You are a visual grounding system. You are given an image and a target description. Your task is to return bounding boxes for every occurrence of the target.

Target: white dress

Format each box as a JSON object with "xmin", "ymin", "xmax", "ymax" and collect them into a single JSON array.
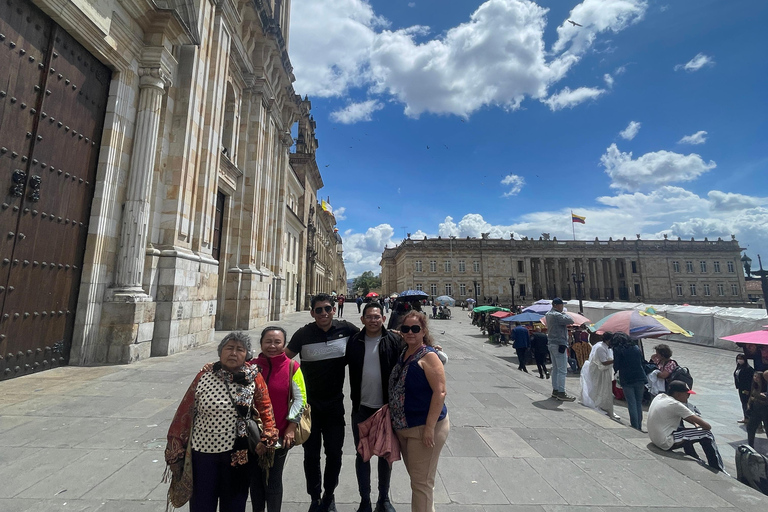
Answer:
[{"xmin": 579, "ymin": 342, "xmax": 615, "ymax": 416}]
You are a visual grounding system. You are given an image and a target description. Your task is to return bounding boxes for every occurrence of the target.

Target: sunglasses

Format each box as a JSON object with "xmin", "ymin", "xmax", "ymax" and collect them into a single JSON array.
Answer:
[
  {"xmin": 314, "ymin": 305, "xmax": 333, "ymax": 314},
  {"xmin": 400, "ymin": 324, "xmax": 422, "ymax": 334}
]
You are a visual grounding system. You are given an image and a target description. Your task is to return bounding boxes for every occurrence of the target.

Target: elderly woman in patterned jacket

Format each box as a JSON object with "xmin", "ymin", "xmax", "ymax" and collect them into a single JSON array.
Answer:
[{"xmin": 165, "ymin": 331, "xmax": 278, "ymax": 512}]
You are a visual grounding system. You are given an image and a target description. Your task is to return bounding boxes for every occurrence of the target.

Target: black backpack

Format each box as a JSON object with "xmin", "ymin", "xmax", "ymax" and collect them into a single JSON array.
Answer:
[{"xmin": 666, "ymin": 360, "xmax": 694, "ymax": 390}]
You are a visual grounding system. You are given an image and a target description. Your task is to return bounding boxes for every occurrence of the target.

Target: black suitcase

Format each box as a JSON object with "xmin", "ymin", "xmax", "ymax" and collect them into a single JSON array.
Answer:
[{"xmin": 735, "ymin": 444, "xmax": 768, "ymax": 495}]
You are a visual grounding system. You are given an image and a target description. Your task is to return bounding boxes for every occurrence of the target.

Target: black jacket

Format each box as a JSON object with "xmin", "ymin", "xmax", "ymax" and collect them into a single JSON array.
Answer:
[
  {"xmin": 346, "ymin": 328, "xmax": 404, "ymax": 413},
  {"xmin": 735, "ymin": 363, "xmax": 755, "ymax": 393}
]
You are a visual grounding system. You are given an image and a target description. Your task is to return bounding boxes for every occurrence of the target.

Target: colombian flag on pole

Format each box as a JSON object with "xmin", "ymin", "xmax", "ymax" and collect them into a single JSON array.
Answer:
[{"xmin": 571, "ymin": 212, "xmax": 586, "ymax": 224}]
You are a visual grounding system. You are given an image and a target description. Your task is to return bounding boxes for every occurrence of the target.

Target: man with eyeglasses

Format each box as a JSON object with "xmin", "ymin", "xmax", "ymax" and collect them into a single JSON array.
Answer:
[
  {"xmin": 346, "ymin": 302, "xmax": 404, "ymax": 512},
  {"xmin": 287, "ymin": 293, "xmax": 360, "ymax": 512}
]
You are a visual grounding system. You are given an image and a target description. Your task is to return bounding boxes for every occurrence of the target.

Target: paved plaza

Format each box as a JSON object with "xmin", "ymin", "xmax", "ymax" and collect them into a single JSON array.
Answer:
[{"xmin": 1, "ymin": 308, "xmax": 767, "ymax": 511}]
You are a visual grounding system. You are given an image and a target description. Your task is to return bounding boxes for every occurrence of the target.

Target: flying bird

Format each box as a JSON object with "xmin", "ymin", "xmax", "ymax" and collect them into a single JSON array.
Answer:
[
  {"xmin": 426, "ymin": 145, "xmax": 430, "ymax": 150},
  {"xmin": 325, "ymin": 164, "xmax": 330, "ymax": 167},
  {"xmin": 567, "ymin": 19, "xmax": 582, "ymax": 27}
]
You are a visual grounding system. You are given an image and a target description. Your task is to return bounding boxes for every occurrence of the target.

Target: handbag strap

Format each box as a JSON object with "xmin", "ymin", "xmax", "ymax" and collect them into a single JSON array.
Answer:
[
  {"xmin": 288, "ymin": 360, "xmax": 296, "ymax": 408},
  {"xmin": 224, "ymin": 380, "xmax": 247, "ymax": 420}
]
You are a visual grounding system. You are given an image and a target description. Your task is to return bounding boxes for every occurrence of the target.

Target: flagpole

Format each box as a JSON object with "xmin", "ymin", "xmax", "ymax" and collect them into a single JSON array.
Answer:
[{"xmin": 571, "ymin": 211, "xmax": 576, "ymax": 240}]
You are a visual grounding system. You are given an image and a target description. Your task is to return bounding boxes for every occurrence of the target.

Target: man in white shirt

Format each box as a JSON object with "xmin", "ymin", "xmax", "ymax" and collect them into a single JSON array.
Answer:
[{"xmin": 647, "ymin": 380, "xmax": 724, "ymax": 471}]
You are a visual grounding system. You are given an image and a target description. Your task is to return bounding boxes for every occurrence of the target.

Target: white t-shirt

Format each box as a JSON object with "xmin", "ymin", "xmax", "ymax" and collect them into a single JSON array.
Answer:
[
  {"xmin": 360, "ymin": 334, "xmax": 384, "ymax": 408},
  {"xmin": 647, "ymin": 393, "xmax": 693, "ymax": 450}
]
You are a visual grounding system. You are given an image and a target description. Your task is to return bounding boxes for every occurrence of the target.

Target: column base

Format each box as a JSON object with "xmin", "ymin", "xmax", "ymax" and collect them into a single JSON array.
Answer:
[{"xmin": 97, "ymin": 298, "xmax": 156, "ymax": 364}]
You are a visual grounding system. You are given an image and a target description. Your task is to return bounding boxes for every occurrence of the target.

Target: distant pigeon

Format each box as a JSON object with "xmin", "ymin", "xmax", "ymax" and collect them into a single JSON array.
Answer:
[{"xmin": 567, "ymin": 19, "xmax": 582, "ymax": 27}]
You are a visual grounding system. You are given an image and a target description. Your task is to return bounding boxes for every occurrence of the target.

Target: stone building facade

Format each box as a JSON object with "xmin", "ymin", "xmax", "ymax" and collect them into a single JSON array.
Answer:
[
  {"xmin": 0, "ymin": 0, "xmax": 343, "ymax": 380},
  {"xmin": 381, "ymin": 235, "xmax": 748, "ymax": 306}
]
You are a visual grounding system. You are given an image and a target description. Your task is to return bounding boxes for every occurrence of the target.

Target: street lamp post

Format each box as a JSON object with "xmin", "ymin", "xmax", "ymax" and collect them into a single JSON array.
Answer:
[
  {"xmin": 473, "ymin": 280, "xmax": 479, "ymax": 304},
  {"xmin": 508, "ymin": 277, "xmax": 516, "ymax": 312},
  {"xmin": 572, "ymin": 271, "xmax": 585, "ymax": 313}
]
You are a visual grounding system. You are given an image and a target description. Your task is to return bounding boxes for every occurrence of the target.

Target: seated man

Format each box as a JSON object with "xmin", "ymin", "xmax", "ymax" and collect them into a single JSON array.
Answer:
[{"xmin": 647, "ymin": 380, "xmax": 724, "ymax": 471}]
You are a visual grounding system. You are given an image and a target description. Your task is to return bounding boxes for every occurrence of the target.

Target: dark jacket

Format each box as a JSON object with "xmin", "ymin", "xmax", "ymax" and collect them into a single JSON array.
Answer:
[
  {"xmin": 734, "ymin": 363, "xmax": 755, "ymax": 394},
  {"xmin": 530, "ymin": 332, "xmax": 549, "ymax": 355},
  {"xmin": 347, "ymin": 328, "xmax": 405, "ymax": 413},
  {"xmin": 613, "ymin": 343, "xmax": 647, "ymax": 386}
]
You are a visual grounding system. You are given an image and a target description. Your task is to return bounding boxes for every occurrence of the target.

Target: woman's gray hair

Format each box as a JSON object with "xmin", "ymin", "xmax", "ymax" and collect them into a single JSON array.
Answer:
[{"xmin": 217, "ymin": 331, "xmax": 253, "ymax": 360}]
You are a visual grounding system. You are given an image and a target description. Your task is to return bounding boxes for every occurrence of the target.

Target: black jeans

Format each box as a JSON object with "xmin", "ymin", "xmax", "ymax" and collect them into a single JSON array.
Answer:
[
  {"xmin": 251, "ymin": 446, "xmax": 289, "ymax": 512},
  {"xmin": 533, "ymin": 350, "xmax": 548, "ymax": 376},
  {"xmin": 352, "ymin": 405, "xmax": 392, "ymax": 502},
  {"xmin": 303, "ymin": 399, "xmax": 345, "ymax": 501},
  {"xmin": 190, "ymin": 450, "xmax": 250, "ymax": 512},
  {"xmin": 515, "ymin": 348, "xmax": 528, "ymax": 371},
  {"xmin": 747, "ymin": 401, "xmax": 768, "ymax": 448}
]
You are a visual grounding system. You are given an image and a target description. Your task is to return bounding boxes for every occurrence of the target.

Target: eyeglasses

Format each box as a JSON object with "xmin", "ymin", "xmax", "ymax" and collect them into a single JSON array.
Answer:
[
  {"xmin": 314, "ymin": 305, "xmax": 333, "ymax": 314},
  {"xmin": 400, "ymin": 324, "xmax": 422, "ymax": 334}
]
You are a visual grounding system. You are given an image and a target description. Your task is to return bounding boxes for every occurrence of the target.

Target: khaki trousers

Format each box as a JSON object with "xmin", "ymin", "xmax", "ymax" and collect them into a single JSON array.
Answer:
[{"xmin": 396, "ymin": 416, "xmax": 450, "ymax": 512}]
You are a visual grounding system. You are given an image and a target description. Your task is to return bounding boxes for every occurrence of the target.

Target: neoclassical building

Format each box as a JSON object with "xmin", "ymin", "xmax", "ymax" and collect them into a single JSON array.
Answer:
[
  {"xmin": 381, "ymin": 235, "xmax": 748, "ymax": 306},
  {"xmin": 0, "ymin": 0, "xmax": 343, "ymax": 380}
]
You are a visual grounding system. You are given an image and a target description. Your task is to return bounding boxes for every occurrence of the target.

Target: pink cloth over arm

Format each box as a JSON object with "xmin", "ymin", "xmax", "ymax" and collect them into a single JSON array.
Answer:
[{"xmin": 356, "ymin": 404, "xmax": 401, "ymax": 466}]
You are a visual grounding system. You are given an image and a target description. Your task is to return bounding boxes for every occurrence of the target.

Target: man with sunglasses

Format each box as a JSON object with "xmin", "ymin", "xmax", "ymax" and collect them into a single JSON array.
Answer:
[
  {"xmin": 287, "ymin": 293, "xmax": 360, "ymax": 512},
  {"xmin": 346, "ymin": 302, "xmax": 404, "ymax": 512}
]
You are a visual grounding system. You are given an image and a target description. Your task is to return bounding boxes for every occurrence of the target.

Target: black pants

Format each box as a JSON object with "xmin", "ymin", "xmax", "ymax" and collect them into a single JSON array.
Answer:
[
  {"xmin": 303, "ymin": 400, "xmax": 345, "ymax": 501},
  {"xmin": 338, "ymin": 304, "xmax": 344, "ymax": 318},
  {"xmin": 671, "ymin": 426, "xmax": 724, "ymax": 471},
  {"xmin": 516, "ymin": 348, "xmax": 528, "ymax": 371},
  {"xmin": 251, "ymin": 446, "xmax": 289, "ymax": 512},
  {"xmin": 739, "ymin": 391, "xmax": 750, "ymax": 418},
  {"xmin": 533, "ymin": 350, "xmax": 548, "ymax": 377},
  {"xmin": 747, "ymin": 401, "xmax": 768, "ymax": 448},
  {"xmin": 352, "ymin": 405, "xmax": 392, "ymax": 503},
  {"xmin": 190, "ymin": 450, "xmax": 250, "ymax": 512}
]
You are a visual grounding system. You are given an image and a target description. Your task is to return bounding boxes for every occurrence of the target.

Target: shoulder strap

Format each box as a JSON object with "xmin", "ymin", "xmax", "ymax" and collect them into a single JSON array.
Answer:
[
  {"xmin": 288, "ymin": 361, "xmax": 296, "ymax": 406},
  {"xmin": 223, "ymin": 380, "xmax": 245, "ymax": 419}
]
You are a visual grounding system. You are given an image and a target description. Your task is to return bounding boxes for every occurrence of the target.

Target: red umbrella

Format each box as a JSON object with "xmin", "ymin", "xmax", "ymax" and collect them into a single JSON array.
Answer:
[
  {"xmin": 490, "ymin": 311, "xmax": 513, "ymax": 319},
  {"xmin": 365, "ymin": 292, "xmax": 379, "ymax": 298}
]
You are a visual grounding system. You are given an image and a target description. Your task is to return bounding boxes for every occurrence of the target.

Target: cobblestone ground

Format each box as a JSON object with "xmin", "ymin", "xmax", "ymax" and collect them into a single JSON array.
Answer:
[{"xmin": 0, "ymin": 308, "xmax": 766, "ymax": 511}]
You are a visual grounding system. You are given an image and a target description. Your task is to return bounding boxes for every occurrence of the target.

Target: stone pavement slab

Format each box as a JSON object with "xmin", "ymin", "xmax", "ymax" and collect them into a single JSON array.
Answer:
[{"xmin": 0, "ymin": 309, "xmax": 767, "ymax": 510}]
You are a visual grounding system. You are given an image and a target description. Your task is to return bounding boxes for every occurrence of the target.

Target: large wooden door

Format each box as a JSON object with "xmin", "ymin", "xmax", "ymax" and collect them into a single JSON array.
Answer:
[{"xmin": 0, "ymin": 0, "xmax": 110, "ymax": 380}]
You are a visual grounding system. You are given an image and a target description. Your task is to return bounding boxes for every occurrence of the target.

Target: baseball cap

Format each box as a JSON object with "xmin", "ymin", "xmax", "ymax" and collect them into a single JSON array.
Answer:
[
  {"xmin": 552, "ymin": 298, "xmax": 564, "ymax": 305},
  {"xmin": 667, "ymin": 380, "xmax": 696, "ymax": 395}
]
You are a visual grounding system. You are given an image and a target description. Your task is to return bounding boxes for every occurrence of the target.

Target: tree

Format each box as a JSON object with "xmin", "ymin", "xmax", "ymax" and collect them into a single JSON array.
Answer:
[{"xmin": 353, "ymin": 271, "xmax": 381, "ymax": 295}]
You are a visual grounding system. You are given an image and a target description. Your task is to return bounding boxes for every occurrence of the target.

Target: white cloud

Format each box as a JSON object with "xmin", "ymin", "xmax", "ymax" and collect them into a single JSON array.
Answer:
[
  {"xmin": 408, "ymin": 2, "xmax": 416, "ymax": 6},
  {"xmin": 333, "ymin": 206, "xmax": 347, "ymax": 221},
  {"xmin": 619, "ymin": 120, "xmax": 641, "ymax": 140},
  {"xmin": 552, "ymin": 0, "xmax": 648, "ymax": 56},
  {"xmin": 678, "ymin": 130, "xmax": 707, "ymax": 145},
  {"xmin": 708, "ymin": 191, "xmax": 768, "ymax": 211},
  {"xmin": 501, "ymin": 174, "xmax": 525, "ymax": 196},
  {"xmin": 675, "ymin": 53, "xmax": 715, "ymax": 72},
  {"xmin": 543, "ymin": 86, "xmax": 605, "ymax": 111},
  {"xmin": 603, "ymin": 73, "xmax": 614, "ymax": 87},
  {"xmin": 342, "ymin": 224, "xmax": 397, "ymax": 277},
  {"xmin": 330, "ymin": 100, "xmax": 384, "ymax": 123},
  {"xmin": 290, "ymin": 0, "xmax": 648, "ymax": 117},
  {"xmin": 600, "ymin": 143, "xmax": 716, "ymax": 190}
]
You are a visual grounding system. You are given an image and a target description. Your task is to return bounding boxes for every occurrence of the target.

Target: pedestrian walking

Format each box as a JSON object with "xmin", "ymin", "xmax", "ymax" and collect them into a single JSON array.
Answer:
[
  {"xmin": 357, "ymin": 296, "xmax": 364, "ymax": 313},
  {"xmin": 337, "ymin": 294, "xmax": 346, "ymax": 318},
  {"xmin": 530, "ymin": 326, "xmax": 550, "ymax": 379},
  {"xmin": 511, "ymin": 322, "xmax": 530, "ymax": 372},
  {"xmin": 545, "ymin": 298, "xmax": 576, "ymax": 401},
  {"xmin": 286, "ymin": 294, "xmax": 360, "ymax": 512}
]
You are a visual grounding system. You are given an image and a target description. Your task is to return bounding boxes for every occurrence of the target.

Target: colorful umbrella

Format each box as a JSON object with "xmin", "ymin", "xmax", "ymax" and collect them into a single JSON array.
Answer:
[
  {"xmin": 540, "ymin": 311, "xmax": 591, "ymax": 327},
  {"xmin": 399, "ymin": 289, "xmax": 428, "ymax": 298},
  {"xmin": 590, "ymin": 310, "xmax": 693, "ymax": 338},
  {"xmin": 472, "ymin": 305, "xmax": 511, "ymax": 313},
  {"xmin": 466, "ymin": 298, "xmax": 476, "ymax": 303},
  {"xmin": 500, "ymin": 311, "xmax": 543, "ymax": 323},
  {"xmin": 434, "ymin": 295, "xmax": 456, "ymax": 306},
  {"xmin": 522, "ymin": 300, "xmax": 553, "ymax": 314},
  {"xmin": 721, "ymin": 327, "xmax": 768, "ymax": 346},
  {"xmin": 490, "ymin": 311, "xmax": 513, "ymax": 319}
]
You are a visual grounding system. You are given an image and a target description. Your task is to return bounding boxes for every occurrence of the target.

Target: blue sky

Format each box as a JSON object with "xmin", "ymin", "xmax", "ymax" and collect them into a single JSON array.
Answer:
[{"xmin": 288, "ymin": 0, "xmax": 768, "ymax": 278}]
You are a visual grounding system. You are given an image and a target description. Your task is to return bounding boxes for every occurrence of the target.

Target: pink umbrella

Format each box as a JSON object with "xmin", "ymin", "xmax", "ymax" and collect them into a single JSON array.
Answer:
[
  {"xmin": 721, "ymin": 327, "xmax": 768, "ymax": 346},
  {"xmin": 540, "ymin": 311, "xmax": 591, "ymax": 327}
]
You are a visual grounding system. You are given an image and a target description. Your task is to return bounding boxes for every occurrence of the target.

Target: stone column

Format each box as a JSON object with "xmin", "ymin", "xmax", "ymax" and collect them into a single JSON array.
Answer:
[
  {"xmin": 609, "ymin": 257, "xmax": 619, "ymax": 300},
  {"xmin": 536, "ymin": 257, "xmax": 545, "ymax": 298},
  {"xmin": 553, "ymin": 258, "xmax": 561, "ymax": 297},
  {"xmin": 596, "ymin": 259, "xmax": 606, "ymax": 300},
  {"xmin": 113, "ymin": 67, "xmax": 171, "ymax": 294}
]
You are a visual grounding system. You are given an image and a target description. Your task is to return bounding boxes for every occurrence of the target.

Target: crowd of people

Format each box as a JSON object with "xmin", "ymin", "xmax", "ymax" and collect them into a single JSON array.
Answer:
[
  {"xmin": 165, "ymin": 292, "xmax": 768, "ymax": 511},
  {"xmin": 165, "ymin": 294, "xmax": 448, "ymax": 512}
]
